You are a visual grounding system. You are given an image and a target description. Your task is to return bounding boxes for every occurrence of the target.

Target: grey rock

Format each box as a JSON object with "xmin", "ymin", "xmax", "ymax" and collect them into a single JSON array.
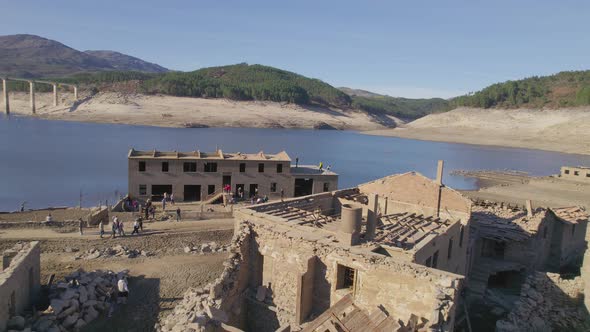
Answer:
[{"xmin": 7, "ymin": 315, "xmax": 25, "ymax": 330}]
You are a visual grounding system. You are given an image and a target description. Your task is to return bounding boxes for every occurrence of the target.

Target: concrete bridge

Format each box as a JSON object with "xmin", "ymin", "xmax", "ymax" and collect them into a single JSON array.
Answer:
[{"xmin": 1, "ymin": 78, "xmax": 78, "ymax": 114}]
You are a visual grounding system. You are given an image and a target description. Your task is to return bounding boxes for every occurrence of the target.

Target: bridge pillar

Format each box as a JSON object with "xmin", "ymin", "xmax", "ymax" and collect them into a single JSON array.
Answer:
[
  {"xmin": 74, "ymin": 86, "xmax": 78, "ymax": 100},
  {"xmin": 52, "ymin": 83, "xmax": 58, "ymax": 107},
  {"xmin": 2, "ymin": 79, "xmax": 8, "ymax": 115},
  {"xmin": 29, "ymin": 81, "xmax": 36, "ymax": 114}
]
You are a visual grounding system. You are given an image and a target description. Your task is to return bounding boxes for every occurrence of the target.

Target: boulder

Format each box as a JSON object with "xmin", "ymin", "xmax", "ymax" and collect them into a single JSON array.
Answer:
[
  {"xmin": 205, "ymin": 305, "xmax": 228, "ymax": 323},
  {"xmin": 61, "ymin": 313, "xmax": 78, "ymax": 328},
  {"xmin": 184, "ymin": 246, "xmax": 192, "ymax": 253},
  {"xmin": 79, "ymin": 286, "xmax": 88, "ymax": 303},
  {"xmin": 256, "ymin": 286, "xmax": 267, "ymax": 302},
  {"xmin": 201, "ymin": 244, "xmax": 212, "ymax": 253},
  {"xmin": 49, "ymin": 299, "xmax": 67, "ymax": 315},
  {"xmin": 84, "ymin": 305, "xmax": 100, "ymax": 322},
  {"xmin": 74, "ymin": 318, "xmax": 87, "ymax": 329},
  {"xmin": 60, "ymin": 289, "xmax": 77, "ymax": 301},
  {"xmin": 7, "ymin": 316, "xmax": 25, "ymax": 330}
]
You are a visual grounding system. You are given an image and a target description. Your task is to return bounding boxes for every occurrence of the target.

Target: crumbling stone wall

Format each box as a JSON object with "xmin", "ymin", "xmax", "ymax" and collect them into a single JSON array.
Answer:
[
  {"xmin": 240, "ymin": 212, "xmax": 463, "ymax": 331},
  {"xmin": 0, "ymin": 241, "xmax": 40, "ymax": 332},
  {"xmin": 157, "ymin": 224, "xmax": 252, "ymax": 332},
  {"xmin": 496, "ymin": 272, "xmax": 589, "ymax": 331}
]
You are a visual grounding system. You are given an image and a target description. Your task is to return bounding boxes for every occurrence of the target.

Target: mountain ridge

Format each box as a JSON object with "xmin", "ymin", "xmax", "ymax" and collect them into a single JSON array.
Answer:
[{"xmin": 0, "ymin": 34, "xmax": 168, "ymax": 77}]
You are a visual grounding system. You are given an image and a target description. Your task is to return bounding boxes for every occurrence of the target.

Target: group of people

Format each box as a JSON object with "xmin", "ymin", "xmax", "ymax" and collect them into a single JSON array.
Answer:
[
  {"xmin": 161, "ymin": 192, "xmax": 175, "ymax": 210},
  {"xmin": 98, "ymin": 216, "xmax": 144, "ymax": 238}
]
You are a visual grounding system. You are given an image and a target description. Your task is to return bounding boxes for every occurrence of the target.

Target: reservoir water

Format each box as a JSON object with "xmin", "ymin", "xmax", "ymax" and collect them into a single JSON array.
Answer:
[{"xmin": 1, "ymin": 115, "xmax": 589, "ymax": 211}]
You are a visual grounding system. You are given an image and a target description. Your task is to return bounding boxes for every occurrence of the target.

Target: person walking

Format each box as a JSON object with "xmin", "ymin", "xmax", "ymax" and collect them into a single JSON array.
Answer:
[
  {"xmin": 118, "ymin": 219, "xmax": 125, "ymax": 237},
  {"xmin": 131, "ymin": 218, "xmax": 140, "ymax": 235},
  {"xmin": 111, "ymin": 217, "xmax": 118, "ymax": 238},
  {"xmin": 99, "ymin": 220, "xmax": 105, "ymax": 238},
  {"xmin": 150, "ymin": 206, "xmax": 156, "ymax": 220},
  {"xmin": 280, "ymin": 188, "xmax": 284, "ymax": 202},
  {"xmin": 162, "ymin": 197, "xmax": 166, "ymax": 211},
  {"xmin": 170, "ymin": 193, "xmax": 175, "ymax": 206},
  {"xmin": 176, "ymin": 207, "xmax": 181, "ymax": 222},
  {"xmin": 138, "ymin": 217, "xmax": 143, "ymax": 232},
  {"xmin": 78, "ymin": 218, "xmax": 84, "ymax": 236}
]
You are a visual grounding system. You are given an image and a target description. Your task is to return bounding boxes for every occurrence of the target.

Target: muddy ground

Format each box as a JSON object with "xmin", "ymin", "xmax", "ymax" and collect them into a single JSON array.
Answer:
[{"xmin": 1, "ymin": 219, "xmax": 235, "ymax": 332}]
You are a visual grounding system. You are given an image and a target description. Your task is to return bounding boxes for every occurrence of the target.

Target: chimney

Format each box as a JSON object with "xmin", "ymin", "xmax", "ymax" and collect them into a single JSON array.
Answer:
[
  {"xmin": 436, "ymin": 160, "xmax": 444, "ymax": 217},
  {"xmin": 526, "ymin": 200, "xmax": 533, "ymax": 218},
  {"xmin": 365, "ymin": 194, "xmax": 378, "ymax": 240},
  {"xmin": 436, "ymin": 160, "xmax": 444, "ymax": 186},
  {"xmin": 339, "ymin": 203, "xmax": 362, "ymax": 245}
]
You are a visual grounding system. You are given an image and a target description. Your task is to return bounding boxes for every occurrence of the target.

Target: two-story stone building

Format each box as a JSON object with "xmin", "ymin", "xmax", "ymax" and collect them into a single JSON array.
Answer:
[{"xmin": 127, "ymin": 149, "xmax": 338, "ymax": 202}]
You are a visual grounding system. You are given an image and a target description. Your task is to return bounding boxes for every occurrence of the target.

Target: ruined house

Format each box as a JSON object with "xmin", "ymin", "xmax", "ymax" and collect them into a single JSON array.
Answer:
[
  {"xmin": 159, "ymin": 163, "xmax": 472, "ymax": 332},
  {"xmin": 0, "ymin": 242, "xmax": 41, "ymax": 332},
  {"xmin": 467, "ymin": 201, "xmax": 588, "ymax": 298},
  {"xmin": 128, "ymin": 149, "xmax": 338, "ymax": 202},
  {"xmin": 560, "ymin": 165, "xmax": 590, "ymax": 182}
]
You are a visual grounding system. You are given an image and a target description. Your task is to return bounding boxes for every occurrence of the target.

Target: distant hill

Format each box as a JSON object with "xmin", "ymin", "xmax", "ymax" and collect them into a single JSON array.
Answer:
[
  {"xmin": 338, "ymin": 87, "xmax": 384, "ymax": 98},
  {"xmin": 339, "ymin": 87, "xmax": 451, "ymax": 119},
  {"xmin": 452, "ymin": 70, "xmax": 590, "ymax": 109},
  {"xmin": 142, "ymin": 63, "xmax": 352, "ymax": 106},
  {"xmin": 84, "ymin": 50, "xmax": 168, "ymax": 73},
  {"xmin": 0, "ymin": 34, "xmax": 168, "ymax": 78}
]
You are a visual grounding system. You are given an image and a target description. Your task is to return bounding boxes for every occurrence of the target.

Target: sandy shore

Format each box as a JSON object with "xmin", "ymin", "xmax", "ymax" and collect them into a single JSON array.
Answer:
[
  {"xmin": 5, "ymin": 91, "xmax": 401, "ymax": 130},
  {"xmin": 365, "ymin": 107, "xmax": 590, "ymax": 155}
]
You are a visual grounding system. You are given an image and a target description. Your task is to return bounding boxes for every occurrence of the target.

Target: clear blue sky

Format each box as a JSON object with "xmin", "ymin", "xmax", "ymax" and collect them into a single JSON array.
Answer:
[{"xmin": 1, "ymin": 0, "xmax": 589, "ymax": 98}]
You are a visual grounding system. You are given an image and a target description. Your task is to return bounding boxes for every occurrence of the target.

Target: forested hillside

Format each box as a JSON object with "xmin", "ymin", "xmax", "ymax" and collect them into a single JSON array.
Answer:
[
  {"xmin": 141, "ymin": 63, "xmax": 352, "ymax": 106},
  {"xmin": 452, "ymin": 70, "xmax": 590, "ymax": 108}
]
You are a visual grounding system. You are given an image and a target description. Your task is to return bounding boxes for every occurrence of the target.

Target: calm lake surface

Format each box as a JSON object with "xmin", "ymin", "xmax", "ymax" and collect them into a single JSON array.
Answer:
[{"xmin": 1, "ymin": 115, "xmax": 589, "ymax": 211}]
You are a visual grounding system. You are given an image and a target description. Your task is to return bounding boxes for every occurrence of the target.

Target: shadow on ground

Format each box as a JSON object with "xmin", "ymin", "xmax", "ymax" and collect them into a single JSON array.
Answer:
[{"xmin": 83, "ymin": 275, "xmax": 161, "ymax": 332}]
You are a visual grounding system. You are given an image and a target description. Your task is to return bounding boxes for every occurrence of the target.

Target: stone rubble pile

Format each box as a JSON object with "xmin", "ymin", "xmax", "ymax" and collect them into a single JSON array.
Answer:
[
  {"xmin": 6, "ymin": 269, "xmax": 129, "ymax": 332},
  {"xmin": 73, "ymin": 245, "xmax": 153, "ymax": 260},
  {"xmin": 157, "ymin": 226, "xmax": 251, "ymax": 332},
  {"xmin": 496, "ymin": 272, "xmax": 588, "ymax": 331},
  {"xmin": 183, "ymin": 241, "xmax": 229, "ymax": 255}
]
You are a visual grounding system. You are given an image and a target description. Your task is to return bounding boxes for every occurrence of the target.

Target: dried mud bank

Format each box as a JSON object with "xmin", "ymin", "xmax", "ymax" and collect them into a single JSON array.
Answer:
[
  {"xmin": 365, "ymin": 107, "xmax": 590, "ymax": 155},
  {"xmin": 4, "ymin": 92, "xmax": 401, "ymax": 131}
]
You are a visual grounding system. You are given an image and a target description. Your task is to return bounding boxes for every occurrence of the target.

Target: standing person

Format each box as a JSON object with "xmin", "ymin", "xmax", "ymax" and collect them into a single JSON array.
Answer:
[
  {"xmin": 163, "ymin": 192, "xmax": 168, "ymax": 202},
  {"xmin": 131, "ymin": 218, "xmax": 140, "ymax": 235},
  {"xmin": 20, "ymin": 201, "xmax": 26, "ymax": 212},
  {"xmin": 150, "ymin": 206, "xmax": 156, "ymax": 220},
  {"xmin": 280, "ymin": 188, "xmax": 284, "ymax": 202},
  {"xmin": 238, "ymin": 187, "xmax": 243, "ymax": 200},
  {"xmin": 118, "ymin": 219, "xmax": 125, "ymax": 237},
  {"xmin": 111, "ymin": 216, "xmax": 118, "ymax": 238},
  {"xmin": 117, "ymin": 277, "xmax": 129, "ymax": 304},
  {"xmin": 318, "ymin": 161, "xmax": 323, "ymax": 171},
  {"xmin": 295, "ymin": 157, "xmax": 299, "ymax": 168},
  {"xmin": 99, "ymin": 220, "xmax": 105, "ymax": 238},
  {"xmin": 176, "ymin": 207, "xmax": 181, "ymax": 222},
  {"xmin": 170, "ymin": 193, "xmax": 175, "ymax": 206},
  {"xmin": 162, "ymin": 197, "xmax": 166, "ymax": 211},
  {"xmin": 138, "ymin": 217, "xmax": 143, "ymax": 232},
  {"xmin": 78, "ymin": 218, "xmax": 84, "ymax": 235}
]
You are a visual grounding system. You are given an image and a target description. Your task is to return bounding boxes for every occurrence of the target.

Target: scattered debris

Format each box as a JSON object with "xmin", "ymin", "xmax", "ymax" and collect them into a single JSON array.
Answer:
[{"xmin": 73, "ymin": 245, "xmax": 153, "ymax": 260}]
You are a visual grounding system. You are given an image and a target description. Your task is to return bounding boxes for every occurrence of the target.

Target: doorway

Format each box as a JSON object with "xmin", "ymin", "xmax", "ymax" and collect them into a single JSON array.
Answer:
[
  {"xmin": 294, "ymin": 178, "xmax": 314, "ymax": 197},
  {"xmin": 151, "ymin": 185, "xmax": 172, "ymax": 201},
  {"xmin": 184, "ymin": 185, "xmax": 201, "ymax": 201},
  {"xmin": 223, "ymin": 175, "xmax": 232, "ymax": 192},
  {"xmin": 249, "ymin": 184, "xmax": 259, "ymax": 197},
  {"xmin": 236, "ymin": 184, "xmax": 245, "ymax": 199}
]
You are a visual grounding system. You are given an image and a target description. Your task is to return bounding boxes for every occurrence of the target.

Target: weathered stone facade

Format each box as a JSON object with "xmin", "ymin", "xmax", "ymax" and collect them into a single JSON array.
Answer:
[
  {"xmin": 0, "ymin": 242, "xmax": 41, "ymax": 332},
  {"xmin": 128, "ymin": 149, "xmax": 338, "ymax": 202}
]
